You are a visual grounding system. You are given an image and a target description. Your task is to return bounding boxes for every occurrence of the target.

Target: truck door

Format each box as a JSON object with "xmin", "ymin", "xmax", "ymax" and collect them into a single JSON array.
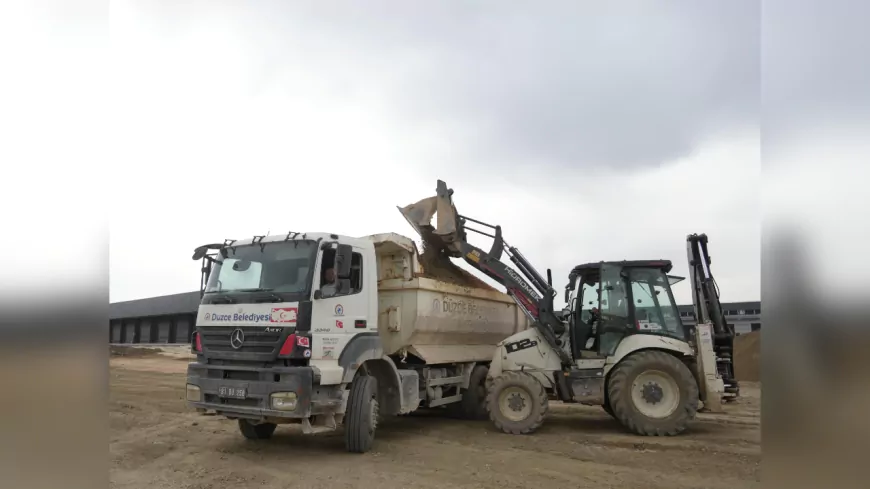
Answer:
[{"xmin": 310, "ymin": 243, "xmax": 369, "ymax": 361}]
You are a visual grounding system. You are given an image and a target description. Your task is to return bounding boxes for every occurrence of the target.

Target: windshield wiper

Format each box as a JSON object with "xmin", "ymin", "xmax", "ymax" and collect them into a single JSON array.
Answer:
[
  {"xmin": 234, "ymin": 288, "xmax": 286, "ymax": 303},
  {"xmin": 208, "ymin": 295, "xmax": 237, "ymax": 304}
]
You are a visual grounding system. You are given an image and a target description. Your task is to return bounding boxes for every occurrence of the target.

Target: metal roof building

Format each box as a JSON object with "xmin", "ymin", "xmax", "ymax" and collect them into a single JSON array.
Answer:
[
  {"xmin": 109, "ymin": 291, "xmax": 761, "ymax": 345},
  {"xmin": 110, "ymin": 291, "xmax": 201, "ymax": 344}
]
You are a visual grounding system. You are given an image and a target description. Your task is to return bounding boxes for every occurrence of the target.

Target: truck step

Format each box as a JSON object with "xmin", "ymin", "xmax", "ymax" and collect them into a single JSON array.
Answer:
[
  {"xmin": 301, "ymin": 415, "xmax": 339, "ymax": 434},
  {"xmin": 428, "ymin": 394, "xmax": 462, "ymax": 408},
  {"xmin": 426, "ymin": 375, "xmax": 464, "ymax": 387}
]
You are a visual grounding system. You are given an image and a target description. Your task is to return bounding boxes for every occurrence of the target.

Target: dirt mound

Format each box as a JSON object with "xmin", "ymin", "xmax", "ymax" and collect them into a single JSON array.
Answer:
[
  {"xmin": 417, "ymin": 242, "xmax": 497, "ymax": 291},
  {"xmin": 110, "ymin": 345, "xmax": 165, "ymax": 358},
  {"xmin": 733, "ymin": 330, "xmax": 760, "ymax": 382}
]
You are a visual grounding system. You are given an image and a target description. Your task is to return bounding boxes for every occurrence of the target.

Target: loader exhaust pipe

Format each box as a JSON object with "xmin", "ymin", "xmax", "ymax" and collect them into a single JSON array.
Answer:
[{"xmin": 398, "ymin": 180, "xmax": 463, "ymax": 255}]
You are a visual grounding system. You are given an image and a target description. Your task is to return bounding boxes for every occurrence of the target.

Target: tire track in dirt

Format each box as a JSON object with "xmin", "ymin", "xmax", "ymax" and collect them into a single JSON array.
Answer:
[{"xmin": 110, "ymin": 358, "xmax": 761, "ymax": 489}]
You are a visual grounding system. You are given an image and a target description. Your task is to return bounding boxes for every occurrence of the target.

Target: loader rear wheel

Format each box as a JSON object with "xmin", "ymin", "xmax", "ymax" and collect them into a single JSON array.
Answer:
[
  {"xmin": 345, "ymin": 376, "xmax": 379, "ymax": 453},
  {"xmin": 607, "ymin": 350, "xmax": 699, "ymax": 436},
  {"xmin": 602, "ymin": 399, "xmax": 615, "ymax": 419},
  {"xmin": 486, "ymin": 371, "xmax": 548, "ymax": 435},
  {"xmin": 238, "ymin": 419, "xmax": 276, "ymax": 440}
]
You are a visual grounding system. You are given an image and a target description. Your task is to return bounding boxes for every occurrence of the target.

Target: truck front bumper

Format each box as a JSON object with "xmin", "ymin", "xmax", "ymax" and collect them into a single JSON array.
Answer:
[{"xmin": 186, "ymin": 362, "xmax": 339, "ymax": 420}]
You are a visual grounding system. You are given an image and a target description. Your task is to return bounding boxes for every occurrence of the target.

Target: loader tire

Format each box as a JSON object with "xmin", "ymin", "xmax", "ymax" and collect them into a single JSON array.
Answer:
[
  {"xmin": 447, "ymin": 365, "xmax": 490, "ymax": 420},
  {"xmin": 486, "ymin": 371, "xmax": 548, "ymax": 435},
  {"xmin": 238, "ymin": 419, "xmax": 276, "ymax": 440},
  {"xmin": 607, "ymin": 350, "xmax": 699, "ymax": 436},
  {"xmin": 344, "ymin": 375, "xmax": 379, "ymax": 453},
  {"xmin": 602, "ymin": 398, "xmax": 615, "ymax": 419}
]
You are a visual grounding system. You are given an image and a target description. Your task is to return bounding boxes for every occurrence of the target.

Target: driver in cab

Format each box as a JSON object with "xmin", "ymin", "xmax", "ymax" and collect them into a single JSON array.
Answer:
[{"xmin": 320, "ymin": 268, "xmax": 338, "ymax": 298}]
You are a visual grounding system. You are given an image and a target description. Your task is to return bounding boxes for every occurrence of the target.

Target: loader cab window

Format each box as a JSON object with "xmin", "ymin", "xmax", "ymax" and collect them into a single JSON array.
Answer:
[
  {"xmin": 597, "ymin": 264, "xmax": 631, "ymax": 356},
  {"xmin": 628, "ymin": 268, "xmax": 684, "ymax": 341}
]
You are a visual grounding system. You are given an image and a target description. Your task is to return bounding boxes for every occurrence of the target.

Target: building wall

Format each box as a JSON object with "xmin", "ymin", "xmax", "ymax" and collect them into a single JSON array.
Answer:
[
  {"xmin": 109, "ymin": 291, "xmax": 761, "ymax": 344},
  {"xmin": 679, "ymin": 302, "xmax": 761, "ymax": 336}
]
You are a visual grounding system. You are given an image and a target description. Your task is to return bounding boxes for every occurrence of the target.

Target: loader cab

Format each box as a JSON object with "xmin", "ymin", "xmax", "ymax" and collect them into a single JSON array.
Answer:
[{"xmin": 565, "ymin": 260, "xmax": 687, "ymax": 360}]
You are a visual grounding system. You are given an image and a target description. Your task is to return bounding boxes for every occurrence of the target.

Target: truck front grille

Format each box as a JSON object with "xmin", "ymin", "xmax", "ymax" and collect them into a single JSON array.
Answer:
[{"xmin": 199, "ymin": 326, "xmax": 285, "ymax": 359}]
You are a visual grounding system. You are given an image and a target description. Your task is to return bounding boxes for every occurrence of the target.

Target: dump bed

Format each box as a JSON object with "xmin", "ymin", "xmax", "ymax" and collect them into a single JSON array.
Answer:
[{"xmin": 367, "ymin": 233, "xmax": 530, "ymax": 365}]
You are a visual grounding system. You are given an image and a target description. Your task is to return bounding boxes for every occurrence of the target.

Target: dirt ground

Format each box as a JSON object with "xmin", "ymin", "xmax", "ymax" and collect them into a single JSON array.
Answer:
[{"xmin": 110, "ymin": 352, "xmax": 761, "ymax": 489}]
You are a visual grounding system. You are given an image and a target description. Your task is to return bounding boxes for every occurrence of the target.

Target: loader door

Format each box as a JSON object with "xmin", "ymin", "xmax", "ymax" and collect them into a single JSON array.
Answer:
[
  {"xmin": 571, "ymin": 279, "xmax": 600, "ymax": 358},
  {"xmin": 597, "ymin": 264, "xmax": 631, "ymax": 356}
]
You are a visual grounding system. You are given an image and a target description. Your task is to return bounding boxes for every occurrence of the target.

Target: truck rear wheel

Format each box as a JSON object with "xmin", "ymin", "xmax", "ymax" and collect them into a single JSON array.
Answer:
[
  {"xmin": 238, "ymin": 419, "xmax": 277, "ymax": 440},
  {"xmin": 344, "ymin": 375, "xmax": 379, "ymax": 453},
  {"xmin": 447, "ymin": 365, "xmax": 489, "ymax": 420},
  {"xmin": 607, "ymin": 350, "xmax": 699, "ymax": 436},
  {"xmin": 485, "ymin": 371, "xmax": 548, "ymax": 435}
]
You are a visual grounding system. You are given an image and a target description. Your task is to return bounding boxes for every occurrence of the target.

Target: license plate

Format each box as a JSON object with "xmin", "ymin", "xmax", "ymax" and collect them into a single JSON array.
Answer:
[{"xmin": 218, "ymin": 386, "xmax": 247, "ymax": 399}]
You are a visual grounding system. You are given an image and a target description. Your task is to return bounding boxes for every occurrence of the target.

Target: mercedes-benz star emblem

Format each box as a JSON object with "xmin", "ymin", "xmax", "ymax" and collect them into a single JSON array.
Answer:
[{"xmin": 229, "ymin": 328, "xmax": 245, "ymax": 349}]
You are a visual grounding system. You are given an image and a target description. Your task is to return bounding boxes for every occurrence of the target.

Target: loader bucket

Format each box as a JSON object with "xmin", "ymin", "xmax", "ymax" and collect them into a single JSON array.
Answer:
[{"xmin": 398, "ymin": 180, "xmax": 462, "ymax": 255}]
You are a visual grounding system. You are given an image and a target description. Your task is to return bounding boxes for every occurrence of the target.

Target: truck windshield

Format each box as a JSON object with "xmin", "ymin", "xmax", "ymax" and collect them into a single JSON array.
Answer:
[{"xmin": 204, "ymin": 240, "xmax": 316, "ymax": 299}]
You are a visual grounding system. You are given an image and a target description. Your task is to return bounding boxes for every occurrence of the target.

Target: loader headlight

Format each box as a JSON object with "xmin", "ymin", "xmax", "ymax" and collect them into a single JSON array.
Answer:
[
  {"xmin": 271, "ymin": 392, "xmax": 298, "ymax": 411},
  {"xmin": 186, "ymin": 384, "xmax": 202, "ymax": 402}
]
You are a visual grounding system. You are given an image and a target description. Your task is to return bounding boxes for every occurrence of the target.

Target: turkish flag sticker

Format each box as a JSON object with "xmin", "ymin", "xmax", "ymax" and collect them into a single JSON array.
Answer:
[
  {"xmin": 335, "ymin": 320, "xmax": 344, "ymax": 329},
  {"xmin": 270, "ymin": 307, "xmax": 298, "ymax": 323}
]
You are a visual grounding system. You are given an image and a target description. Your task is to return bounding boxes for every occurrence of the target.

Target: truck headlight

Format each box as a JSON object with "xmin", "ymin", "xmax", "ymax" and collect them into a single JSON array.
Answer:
[
  {"xmin": 186, "ymin": 384, "xmax": 201, "ymax": 402},
  {"xmin": 271, "ymin": 392, "xmax": 298, "ymax": 411}
]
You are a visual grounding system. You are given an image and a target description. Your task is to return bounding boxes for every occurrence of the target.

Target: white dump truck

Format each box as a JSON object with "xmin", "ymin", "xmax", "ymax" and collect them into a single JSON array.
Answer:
[{"xmin": 186, "ymin": 232, "xmax": 528, "ymax": 452}]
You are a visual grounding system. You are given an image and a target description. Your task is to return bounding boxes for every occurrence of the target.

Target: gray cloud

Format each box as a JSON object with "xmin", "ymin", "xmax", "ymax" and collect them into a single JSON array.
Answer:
[
  {"xmin": 764, "ymin": 0, "xmax": 870, "ymax": 144},
  {"xmin": 244, "ymin": 1, "xmax": 760, "ymax": 172}
]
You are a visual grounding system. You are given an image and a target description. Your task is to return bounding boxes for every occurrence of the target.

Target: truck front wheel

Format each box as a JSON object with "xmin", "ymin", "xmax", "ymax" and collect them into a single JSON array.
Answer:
[
  {"xmin": 344, "ymin": 375, "xmax": 379, "ymax": 453},
  {"xmin": 485, "ymin": 371, "xmax": 548, "ymax": 435},
  {"xmin": 238, "ymin": 419, "xmax": 277, "ymax": 440}
]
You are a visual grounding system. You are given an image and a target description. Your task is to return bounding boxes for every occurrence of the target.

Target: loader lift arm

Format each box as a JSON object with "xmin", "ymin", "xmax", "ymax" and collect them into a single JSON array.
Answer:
[
  {"xmin": 400, "ymin": 180, "xmax": 573, "ymax": 367},
  {"xmin": 686, "ymin": 233, "xmax": 739, "ymax": 399}
]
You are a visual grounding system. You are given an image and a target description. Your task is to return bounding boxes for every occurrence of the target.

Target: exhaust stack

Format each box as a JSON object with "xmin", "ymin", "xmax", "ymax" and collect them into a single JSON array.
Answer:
[{"xmin": 397, "ymin": 180, "xmax": 462, "ymax": 255}]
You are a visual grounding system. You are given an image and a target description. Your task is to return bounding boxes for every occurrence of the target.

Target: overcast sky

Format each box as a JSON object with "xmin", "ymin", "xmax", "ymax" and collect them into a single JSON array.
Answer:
[{"xmin": 105, "ymin": 0, "xmax": 762, "ymax": 306}]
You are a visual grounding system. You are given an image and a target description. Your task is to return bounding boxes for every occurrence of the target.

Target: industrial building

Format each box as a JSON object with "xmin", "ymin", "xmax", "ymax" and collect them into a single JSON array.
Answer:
[
  {"xmin": 110, "ymin": 290, "xmax": 761, "ymax": 345},
  {"xmin": 677, "ymin": 301, "xmax": 761, "ymax": 335}
]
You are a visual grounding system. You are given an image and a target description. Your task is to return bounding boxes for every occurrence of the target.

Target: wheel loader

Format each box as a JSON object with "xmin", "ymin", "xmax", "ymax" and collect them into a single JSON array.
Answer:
[{"xmin": 399, "ymin": 180, "xmax": 738, "ymax": 436}]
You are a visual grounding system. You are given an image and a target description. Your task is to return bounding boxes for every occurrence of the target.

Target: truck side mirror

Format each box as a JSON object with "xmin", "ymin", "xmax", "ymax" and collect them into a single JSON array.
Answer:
[
  {"xmin": 335, "ymin": 244, "xmax": 353, "ymax": 278},
  {"xmin": 313, "ymin": 290, "xmax": 323, "ymax": 300},
  {"xmin": 337, "ymin": 279, "xmax": 351, "ymax": 294},
  {"xmin": 192, "ymin": 246, "xmax": 209, "ymax": 261}
]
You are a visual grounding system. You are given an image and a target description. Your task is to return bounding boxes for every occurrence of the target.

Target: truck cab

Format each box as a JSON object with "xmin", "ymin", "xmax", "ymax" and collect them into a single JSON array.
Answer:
[{"xmin": 186, "ymin": 233, "xmax": 376, "ymax": 443}]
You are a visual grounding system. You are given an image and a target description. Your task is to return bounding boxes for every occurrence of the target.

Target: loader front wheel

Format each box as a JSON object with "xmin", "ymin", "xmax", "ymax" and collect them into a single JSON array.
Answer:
[
  {"xmin": 486, "ymin": 371, "xmax": 548, "ymax": 435},
  {"xmin": 607, "ymin": 350, "xmax": 699, "ymax": 436},
  {"xmin": 344, "ymin": 375, "xmax": 379, "ymax": 453}
]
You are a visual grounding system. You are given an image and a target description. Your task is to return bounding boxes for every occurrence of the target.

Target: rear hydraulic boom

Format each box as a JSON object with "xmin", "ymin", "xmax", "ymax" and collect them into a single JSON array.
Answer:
[{"xmin": 686, "ymin": 233, "xmax": 739, "ymax": 399}]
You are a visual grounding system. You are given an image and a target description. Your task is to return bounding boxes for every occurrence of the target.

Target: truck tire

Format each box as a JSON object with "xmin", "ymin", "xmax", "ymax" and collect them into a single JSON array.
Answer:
[
  {"xmin": 485, "ymin": 371, "xmax": 548, "ymax": 435},
  {"xmin": 238, "ymin": 419, "xmax": 277, "ymax": 440},
  {"xmin": 344, "ymin": 375, "xmax": 379, "ymax": 453},
  {"xmin": 607, "ymin": 350, "xmax": 699, "ymax": 436},
  {"xmin": 447, "ymin": 365, "xmax": 489, "ymax": 420}
]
